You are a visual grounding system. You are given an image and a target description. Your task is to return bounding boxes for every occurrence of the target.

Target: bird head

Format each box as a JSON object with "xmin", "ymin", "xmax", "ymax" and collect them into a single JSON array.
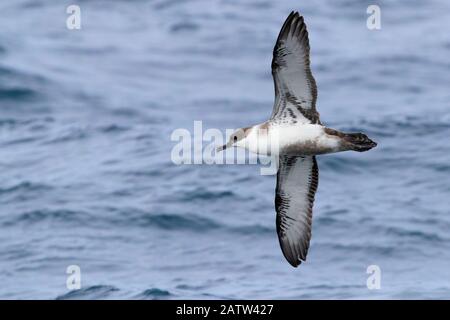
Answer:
[{"xmin": 216, "ymin": 128, "xmax": 249, "ymax": 152}]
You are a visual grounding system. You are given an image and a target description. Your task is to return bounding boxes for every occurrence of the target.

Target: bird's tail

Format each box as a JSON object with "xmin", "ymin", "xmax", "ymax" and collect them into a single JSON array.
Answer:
[{"xmin": 343, "ymin": 132, "xmax": 377, "ymax": 152}]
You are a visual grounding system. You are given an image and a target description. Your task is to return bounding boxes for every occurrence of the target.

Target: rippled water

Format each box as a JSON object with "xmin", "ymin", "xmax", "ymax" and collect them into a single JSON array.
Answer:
[{"xmin": 1, "ymin": 0, "xmax": 450, "ymax": 299}]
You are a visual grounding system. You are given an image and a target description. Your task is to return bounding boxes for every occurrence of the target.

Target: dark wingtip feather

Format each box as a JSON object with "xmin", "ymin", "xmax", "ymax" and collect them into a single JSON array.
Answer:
[
  {"xmin": 279, "ymin": 237, "xmax": 307, "ymax": 268},
  {"xmin": 288, "ymin": 260, "xmax": 301, "ymax": 268},
  {"xmin": 288, "ymin": 256, "xmax": 302, "ymax": 268},
  {"xmin": 284, "ymin": 249, "xmax": 302, "ymax": 268},
  {"xmin": 276, "ymin": 11, "xmax": 308, "ymax": 44}
]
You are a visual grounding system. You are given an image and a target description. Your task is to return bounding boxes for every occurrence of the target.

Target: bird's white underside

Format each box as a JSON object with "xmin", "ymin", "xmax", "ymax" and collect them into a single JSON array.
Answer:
[{"xmin": 234, "ymin": 123, "xmax": 341, "ymax": 156}]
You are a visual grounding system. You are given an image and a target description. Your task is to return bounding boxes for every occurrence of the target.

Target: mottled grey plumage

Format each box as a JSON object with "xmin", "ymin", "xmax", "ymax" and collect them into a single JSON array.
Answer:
[
  {"xmin": 275, "ymin": 156, "xmax": 318, "ymax": 266},
  {"xmin": 271, "ymin": 11, "xmax": 320, "ymax": 125},
  {"xmin": 272, "ymin": 12, "xmax": 320, "ymax": 267}
]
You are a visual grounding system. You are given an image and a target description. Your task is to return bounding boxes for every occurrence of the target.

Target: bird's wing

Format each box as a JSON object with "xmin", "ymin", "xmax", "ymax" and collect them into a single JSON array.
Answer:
[
  {"xmin": 275, "ymin": 155, "xmax": 319, "ymax": 267},
  {"xmin": 271, "ymin": 11, "xmax": 320, "ymax": 124}
]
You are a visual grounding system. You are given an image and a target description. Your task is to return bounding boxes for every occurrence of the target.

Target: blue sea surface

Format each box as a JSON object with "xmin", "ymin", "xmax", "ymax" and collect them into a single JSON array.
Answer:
[{"xmin": 1, "ymin": 0, "xmax": 450, "ymax": 299}]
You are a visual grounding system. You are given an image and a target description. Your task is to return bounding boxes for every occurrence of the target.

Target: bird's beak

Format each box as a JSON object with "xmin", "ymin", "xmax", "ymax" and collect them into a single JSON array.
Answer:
[
  {"xmin": 216, "ymin": 141, "xmax": 232, "ymax": 152},
  {"xmin": 216, "ymin": 144, "xmax": 227, "ymax": 152}
]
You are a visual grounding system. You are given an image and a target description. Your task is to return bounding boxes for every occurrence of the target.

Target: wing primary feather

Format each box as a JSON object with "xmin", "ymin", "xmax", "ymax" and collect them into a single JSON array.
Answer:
[
  {"xmin": 275, "ymin": 156, "xmax": 319, "ymax": 267},
  {"xmin": 270, "ymin": 12, "xmax": 320, "ymax": 124}
]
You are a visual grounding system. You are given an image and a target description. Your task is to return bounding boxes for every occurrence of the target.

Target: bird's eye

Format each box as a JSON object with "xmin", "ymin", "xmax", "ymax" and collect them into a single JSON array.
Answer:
[{"xmin": 233, "ymin": 136, "xmax": 238, "ymax": 142}]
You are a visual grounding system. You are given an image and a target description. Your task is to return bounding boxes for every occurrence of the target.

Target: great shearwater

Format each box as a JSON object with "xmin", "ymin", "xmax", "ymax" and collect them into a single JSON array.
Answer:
[{"xmin": 217, "ymin": 11, "xmax": 377, "ymax": 267}]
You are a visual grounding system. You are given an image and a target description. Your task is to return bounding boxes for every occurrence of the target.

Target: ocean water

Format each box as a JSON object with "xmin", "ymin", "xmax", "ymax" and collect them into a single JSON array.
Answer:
[{"xmin": 1, "ymin": 0, "xmax": 450, "ymax": 299}]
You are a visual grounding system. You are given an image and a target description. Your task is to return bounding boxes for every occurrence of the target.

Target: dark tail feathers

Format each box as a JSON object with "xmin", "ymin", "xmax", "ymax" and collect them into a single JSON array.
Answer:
[{"xmin": 344, "ymin": 133, "xmax": 377, "ymax": 152}]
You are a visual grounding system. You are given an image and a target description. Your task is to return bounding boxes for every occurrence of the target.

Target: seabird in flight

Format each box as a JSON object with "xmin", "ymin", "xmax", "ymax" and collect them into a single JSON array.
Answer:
[{"xmin": 217, "ymin": 11, "xmax": 377, "ymax": 267}]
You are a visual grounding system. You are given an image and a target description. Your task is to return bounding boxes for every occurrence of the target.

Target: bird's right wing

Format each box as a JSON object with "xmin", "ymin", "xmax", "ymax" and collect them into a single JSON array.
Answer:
[
  {"xmin": 271, "ymin": 11, "xmax": 320, "ymax": 124},
  {"xmin": 275, "ymin": 155, "xmax": 319, "ymax": 267}
]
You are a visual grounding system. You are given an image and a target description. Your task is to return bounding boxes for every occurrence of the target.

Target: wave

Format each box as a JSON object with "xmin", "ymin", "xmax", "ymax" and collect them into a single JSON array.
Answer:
[
  {"xmin": 0, "ymin": 87, "xmax": 36, "ymax": 101},
  {"xmin": 385, "ymin": 226, "xmax": 444, "ymax": 242},
  {"xmin": 55, "ymin": 285, "xmax": 119, "ymax": 300},
  {"xmin": 0, "ymin": 65, "xmax": 48, "ymax": 103},
  {"xmin": 2, "ymin": 209, "xmax": 91, "ymax": 227},
  {"xmin": 110, "ymin": 211, "xmax": 222, "ymax": 231},
  {"xmin": 135, "ymin": 288, "xmax": 172, "ymax": 300},
  {"xmin": 0, "ymin": 181, "xmax": 52, "ymax": 195},
  {"xmin": 2, "ymin": 206, "xmax": 275, "ymax": 236},
  {"xmin": 176, "ymin": 189, "xmax": 235, "ymax": 201}
]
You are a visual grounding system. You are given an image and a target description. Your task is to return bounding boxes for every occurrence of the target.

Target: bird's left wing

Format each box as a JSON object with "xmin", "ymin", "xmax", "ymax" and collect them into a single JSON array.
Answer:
[
  {"xmin": 275, "ymin": 155, "xmax": 319, "ymax": 267},
  {"xmin": 271, "ymin": 12, "xmax": 320, "ymax": 124}
]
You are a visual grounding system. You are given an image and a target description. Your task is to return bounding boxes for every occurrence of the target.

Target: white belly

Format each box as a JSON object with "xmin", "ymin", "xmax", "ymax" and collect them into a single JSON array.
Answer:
[
  {"xmin": 269, "ymin": 124, "xmax": 341, "ymax": 156},
  {"xmin": 236, "ymin": 123, "xmax": 342, "ymax": 156}
]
